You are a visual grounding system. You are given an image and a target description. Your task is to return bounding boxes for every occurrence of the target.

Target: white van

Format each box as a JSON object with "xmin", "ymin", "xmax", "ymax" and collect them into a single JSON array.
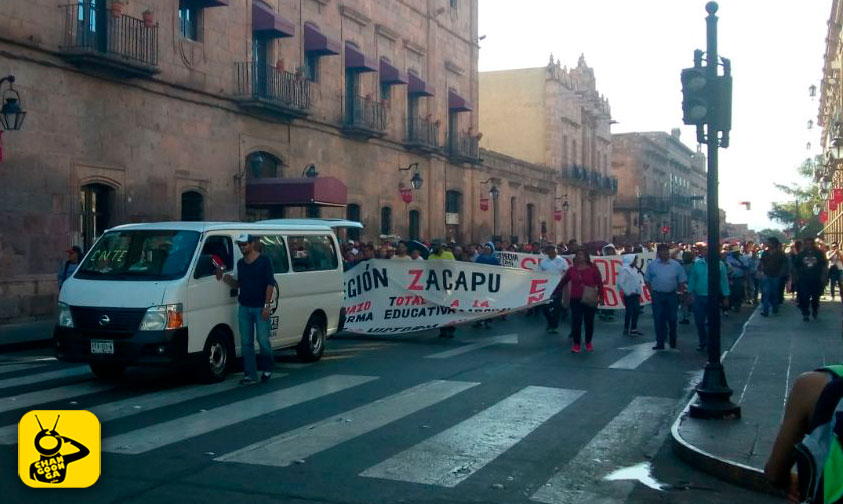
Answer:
[{"xmin": 54, "ymin": 220, "xmax": 359, "ymax": 382}]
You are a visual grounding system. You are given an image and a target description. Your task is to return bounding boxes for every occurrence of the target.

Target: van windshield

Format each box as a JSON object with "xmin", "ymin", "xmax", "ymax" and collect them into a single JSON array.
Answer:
[{"xmin": 76, "ymin": 230, "xmax": 200, "ymax": 281}]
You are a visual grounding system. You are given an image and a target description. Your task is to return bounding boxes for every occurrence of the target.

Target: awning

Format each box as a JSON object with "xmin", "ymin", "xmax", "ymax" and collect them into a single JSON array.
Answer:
[
  {"xmin": 190, "ymin": 0, "xmax": 228, "ymax": 7},
  {"xmin": 407, "ymin": 72, "xmax": 435, "ymax": 96},
  {"xmin": 448, "ymin": 89, "xmax": 472, "ymax": 111},
  {"xmin": 246, "ymin": 177, "xmax": 348, "ymax": 207},
  {"xmin": 304, "ymin": 24, "xmax": 341, "ymax": 56},
  {"xmin": 345, "ymin": 42, "xmax": 378, "ymax": 73},
  {"xmin": 252, "ymin": 2, "xmax": 295, "ymax": 38},
  {"xmin": 379, "ymin": 58, "xmax": 407, "ymax": 85}
]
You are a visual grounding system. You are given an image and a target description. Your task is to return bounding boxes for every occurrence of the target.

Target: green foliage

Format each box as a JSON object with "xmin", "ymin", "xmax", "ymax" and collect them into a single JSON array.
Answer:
[
  {"xmin": 756, "ymin": 228, "xmax": 788, "ymax": 243},
  {"xmin": 768, "ymin": 155, "xmax": 826, "ymax": 239}
]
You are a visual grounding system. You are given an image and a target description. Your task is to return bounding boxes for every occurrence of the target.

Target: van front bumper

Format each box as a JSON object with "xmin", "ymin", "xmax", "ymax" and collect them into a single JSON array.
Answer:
[{"xmin": 54, "ymin": 326, "xmax": 191, "ymax": 366}]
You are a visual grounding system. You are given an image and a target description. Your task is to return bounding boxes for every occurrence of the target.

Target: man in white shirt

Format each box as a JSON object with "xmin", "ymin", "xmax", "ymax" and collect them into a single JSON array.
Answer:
[{"xmin": 539, "ymin": 244, "xmax": 570, "ymax": 333}]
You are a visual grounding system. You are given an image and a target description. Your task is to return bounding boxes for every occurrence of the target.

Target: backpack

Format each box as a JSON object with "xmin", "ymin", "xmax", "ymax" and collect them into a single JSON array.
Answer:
[{"xmin": 795, "ymin": 365, "xmax": 843, "ymax": 504}]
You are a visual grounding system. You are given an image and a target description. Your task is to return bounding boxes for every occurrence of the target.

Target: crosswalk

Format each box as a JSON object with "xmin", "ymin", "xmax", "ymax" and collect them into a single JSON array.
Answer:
[{"xmin": 0, "ymin": 356, "xmax": 680, "ymax": 502}]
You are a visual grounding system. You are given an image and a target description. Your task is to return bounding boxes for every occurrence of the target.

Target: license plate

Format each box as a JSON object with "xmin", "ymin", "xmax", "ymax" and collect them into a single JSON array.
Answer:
[{"xmin": 91, "ymin": 340, "xmax": 114, "ymax": 354}]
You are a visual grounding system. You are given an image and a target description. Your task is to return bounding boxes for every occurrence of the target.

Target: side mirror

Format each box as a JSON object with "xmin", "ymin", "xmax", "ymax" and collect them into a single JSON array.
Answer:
[{"xmin": 194, "ymin": 255, "xmax": 215, "ymax": 278}]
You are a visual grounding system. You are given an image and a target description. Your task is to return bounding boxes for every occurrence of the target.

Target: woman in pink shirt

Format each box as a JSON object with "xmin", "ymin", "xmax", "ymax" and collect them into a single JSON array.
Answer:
[{"xmin": 559, "ymin": 249, "xmax": 604, "ymax": 353}]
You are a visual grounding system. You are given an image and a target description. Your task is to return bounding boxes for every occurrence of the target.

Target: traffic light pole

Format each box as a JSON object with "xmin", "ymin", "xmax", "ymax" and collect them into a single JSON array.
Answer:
[{"xmin": 689, "ymin": 1, "xmax": 741, "ymax": 420}]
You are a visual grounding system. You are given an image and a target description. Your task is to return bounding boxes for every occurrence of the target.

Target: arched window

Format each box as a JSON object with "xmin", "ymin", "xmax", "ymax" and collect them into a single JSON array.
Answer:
[
  {"xmin": 181, "ymin": 191, "xmax": 204, "ymax": 221},
  {"xmin": 247, "ymin": 151, "xmax": 281, "ymax": 179},
  {"xmin": 80, "ymin": 183, "xmax": 115, "ymax": 251},
  {"xmin": 380, "ymin": 207, "xmax": 392, "ymax": 236},
  {"xmin": 347, "ymin": 204, "xmax": 361, "ymax": 241},
  {"xmin": 409, "ymin": 210, "xmax": 420, "ymax": 241},
  {"xmin": 445, "ymin": 190, "xmax": 461, "ymax": 214}
]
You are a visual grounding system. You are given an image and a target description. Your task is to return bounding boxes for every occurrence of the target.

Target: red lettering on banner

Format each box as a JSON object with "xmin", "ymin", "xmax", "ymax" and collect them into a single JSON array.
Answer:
[
  {"xmin": 602, "ymin": 287, "xmax": 619, "ymax": 308},
  {"xmin": 520, "ymin": 257, "xmax": 540, "ymax": 270},
  {"xmin": 346, "ymin": 301, "xmax": 372, "ymax": 314},
  {"xmin": 527, "ymin": 279, "xmax": 548, "ymax": 305},
  {"xmin": 450, "ymin": 299, "xmax": 461, "ymax": 308},
  {"xmin": 472, "ymin": 300, "xmax": 490, "ymax": 308},
  {"xmin": 408, "ymin": 270, "xmax": 423, "ymax": 291},
  {"xmin": 642, "ymin": 284, "xmax": 653, "ymax": 302}
]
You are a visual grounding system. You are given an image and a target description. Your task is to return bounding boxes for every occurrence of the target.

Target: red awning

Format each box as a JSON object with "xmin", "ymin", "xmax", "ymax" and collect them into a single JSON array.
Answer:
[
  {"xmin": 304, "ymin": 24, "xmax": 341, "ymax": 56},
  {"xmin": 345, "ymin": 42, "xmax": 378, "ymax": 73},
  {"xmin": 448, "ymin": 88, "xmax": 472, "ymax": 112},
  {"xmin": 246, "ymin": 177, "xmax": 348, "ymax": 207},
  {"xmin": 252, "ymin": 1, "xmax": 295, "ymax": 38},
  {"xmin": 408, "ymin": 71, "xmax": 435, "ymax": 96},
  {"xmin": 379, "ymin": 58, "xmax": 407, "ymax": 85}
]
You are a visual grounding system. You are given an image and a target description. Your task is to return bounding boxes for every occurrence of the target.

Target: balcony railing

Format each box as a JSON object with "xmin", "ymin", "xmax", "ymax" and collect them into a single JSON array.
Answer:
[
  {"xmin": 446, "ymin": 132, "xmax": 481, "ymax": 164},
  {"xmin": 639, "ymin": 195, "xmax": 670, "ymax": 213},
  {"xmin": 404, "ymin": 117, "xmax": 440, "ymax": 152},
  {"xmin": 342, "ymin": 96, "xmax": 387, "ymax": 138},
  {"xmin": 234, "ymin": 62, "xmax": 311, "ymax": 118},
  {"xmin": 59, "ymin": 2, "xmax": 159, "ymax": 76}
]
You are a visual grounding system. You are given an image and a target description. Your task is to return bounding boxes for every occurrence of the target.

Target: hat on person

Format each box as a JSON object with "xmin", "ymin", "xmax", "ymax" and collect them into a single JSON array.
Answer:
[
  {"xmin": 235, "ymin": 233, "xmax": 258, "ymax": 244},
  {"xmin": 66, "ymin": 245, "xmax": 83, "ymax": 255}
]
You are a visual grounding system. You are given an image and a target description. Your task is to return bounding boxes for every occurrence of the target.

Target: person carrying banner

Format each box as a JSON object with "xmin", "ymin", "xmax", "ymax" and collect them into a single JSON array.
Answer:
[
  {"xmin": 618, "ymin": 254, "xmax": 644, "ymax": 336},
  {"xmin": 473, "ymin": 242, "xmax": 501, "ymax": 328},
  {"xmin": 430, "ymin": 239, "xmax": 457, "ymax": 338},
  {"xmin": 539, "ymin": 244, "xmax": 569, "ymax": 334},
  {"xmin": 558, "ymin": 249, "xmax": 604, "ymax": 353}
]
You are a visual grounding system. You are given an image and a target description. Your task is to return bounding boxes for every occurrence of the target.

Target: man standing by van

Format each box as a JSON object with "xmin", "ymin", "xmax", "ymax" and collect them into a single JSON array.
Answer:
[{"xmin": 217, "ymin": 234, "xmax": 275, "ymax": 385}]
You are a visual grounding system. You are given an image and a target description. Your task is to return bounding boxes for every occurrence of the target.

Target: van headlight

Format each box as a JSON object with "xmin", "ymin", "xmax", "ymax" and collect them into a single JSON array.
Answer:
[
  {"xmin": 139, "ymin": 304, "xmax": 184, "ymax": 331},
  {"xmin": 57, "ymin": 302, "xmax": 74, "ymax": 328}
]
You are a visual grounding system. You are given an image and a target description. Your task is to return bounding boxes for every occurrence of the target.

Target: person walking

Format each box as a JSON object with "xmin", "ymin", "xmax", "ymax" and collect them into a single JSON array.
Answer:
[
  {"xmin": 558, "ymin": 249, "xmax": 603, "ymax": 353},
  {"xmin": 429, "ymin": 239, "xmax": 457, "ymax": 338},
  {"xmin": 795, "ymin": 239, "xmax": 828, "ymax": 321},
  {"xmin": 644, "ymin": 243, "xmax": 687, "ymax": 350},
  {"xmin": 759, "ymin": 237, "xmax": 787, "ymax": 316},
  {"xmin": 539, "ymin": 244, "xmax": 570, "ymax": 334},
  {"xmin": 618, "ymin": 254, "xmax": 644, "ymax": 336},
  {"xmin": 57, "ymin": 246, "xmax": 83, "ymax": 291},
  {"xmin": 686, "ymin": 244, "xmax": 730, "ymax": 351},
  {"xmin": 218, "ymin": 234, "xmax": 276, "ymax": 385},
  {"xmin": 725, "ymin": 247, "xmax": 749, "ymax": 312},
  {"xmin": 679, "ymin": 251, "xmax": 695, "ymax": 324},
  {"xmin": 827, "ymin": 241, "xmax": 843, "ymax": 300}
]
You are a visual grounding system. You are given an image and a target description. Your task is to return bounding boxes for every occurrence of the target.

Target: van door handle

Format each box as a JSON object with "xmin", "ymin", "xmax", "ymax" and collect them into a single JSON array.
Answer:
[{"xmin": 229, "ymin": 288, "xmax": 238, "ymax": 298}]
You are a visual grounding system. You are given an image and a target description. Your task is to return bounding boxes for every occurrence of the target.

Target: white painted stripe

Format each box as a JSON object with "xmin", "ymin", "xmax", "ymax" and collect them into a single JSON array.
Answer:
[
  {"xmin": 0, "ymin": 382, "xmax": 112, "ymax": 415},
  {"xmin": 216, "ymin": 380, "xmax": 479, "ymax": 467},
  {"xmin": 103, "ymin": 374, "xmax": 378, "ymax": 454},
  {"xmin": 0, "ymin": 366, "xmax": 91, "ymax": 391},
  {"xmin": 0, "ymin": 362, "xmax": 53, "ymax": 375},
  {"xmin": 530, "ymin": 396, "xmax": 676, "ymax": 504},
  {"xmin": 361, "ymin": 386, "xmax": 585, "ymax": 487},
  {"xmin": 424, "ymin": 334, "xmax": 518, "ymax": 359},
  {"xmin": 0, "ymin": 375, "xmax": 286, "ymax": 445},
  {"xmin": 609, "ymin": 342, "xmax": 659, "ymax": 370}
]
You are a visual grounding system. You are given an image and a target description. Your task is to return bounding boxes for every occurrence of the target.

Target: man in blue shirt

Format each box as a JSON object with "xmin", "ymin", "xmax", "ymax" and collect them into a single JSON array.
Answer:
[
  {"xmin": 644, "ymin": 244, "xmax": 687, "ymax": 350},
  {"xmin": 686, "ymin": 245, "xmax": 730, "ymax": 351}
]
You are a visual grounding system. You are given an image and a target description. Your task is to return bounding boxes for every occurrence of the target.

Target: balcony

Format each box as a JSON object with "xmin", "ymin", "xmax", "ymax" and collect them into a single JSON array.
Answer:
[
  {"xmin": 639, "ymin": 195, "xmax": 670, "ymax": 213},
  {"xmin": 446, "ymin": 132, "xmax": 481, "ymax": 164},
  {"xmin": 234, "ymin": 63, "xmax": 311, "ymax": 119},
  {"xmin": 404, "ymin": 117, "xmax": 440, "ymax": 153},
  {"xmin": 342, "ymin": 96, "xmax": 387, "ymax": 139},
  {"xmin": 59, "ymin": 3, "xmax": 159, "ymax": 77}
]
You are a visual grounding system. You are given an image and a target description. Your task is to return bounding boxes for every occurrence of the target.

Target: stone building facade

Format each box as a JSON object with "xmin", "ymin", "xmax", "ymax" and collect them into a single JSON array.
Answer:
[
  {"xmin": 478, "ymin": 55, "xmax": 617, "ymax": 244},
  {"xmin": 819, "ymin": 0, "xmax": 843, "ymax": 241},
  {"xmin": 0, "ymin": 0, "xmax": 533, "ymax": 323},
  {"xmin": 611, "ymin": 130, "xmax": 707, "ymax": 244}
]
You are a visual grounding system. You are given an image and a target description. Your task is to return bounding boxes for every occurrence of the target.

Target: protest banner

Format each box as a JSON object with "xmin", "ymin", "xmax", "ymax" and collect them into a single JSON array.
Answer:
[
  {"xmin": 342, "ymin": 260, "xmax": 562, "ymax": 334},
  {"xmin": 493, "ymin": 251, "xmax": 656, "ymax": 309}
]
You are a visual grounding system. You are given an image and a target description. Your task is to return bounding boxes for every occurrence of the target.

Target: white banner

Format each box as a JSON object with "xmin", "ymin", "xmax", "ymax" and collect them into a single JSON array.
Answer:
[
  {"xmin": 493, "ymin": 251, "xmax": 657, "ymax": 310},
  {"xmin": 342, "ymin": 260, "xmax": 562, "ymax": 334}
]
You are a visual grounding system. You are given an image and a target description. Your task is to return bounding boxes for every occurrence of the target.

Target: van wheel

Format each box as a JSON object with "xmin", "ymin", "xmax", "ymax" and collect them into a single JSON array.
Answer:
[
  {"xmin": 199, "ymin": 330, "xmax": 231, "ymax": 383},
  {"xmin": 89, "ymin": 362, "xmax": 125, "ymax": 380},
  {"xmin": 296, "ymin": 317, "xmax": 325, "ymax": 362}
]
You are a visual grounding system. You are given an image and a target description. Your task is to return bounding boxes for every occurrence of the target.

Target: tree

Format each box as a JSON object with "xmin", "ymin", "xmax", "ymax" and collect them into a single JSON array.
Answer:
[
  {"xmin": 768, "ymin": 156, "xmax": 825, "ymax": 239},
  {"xmin": 756, "ymin": 228, "xmax": 788, "ymax": 244}
]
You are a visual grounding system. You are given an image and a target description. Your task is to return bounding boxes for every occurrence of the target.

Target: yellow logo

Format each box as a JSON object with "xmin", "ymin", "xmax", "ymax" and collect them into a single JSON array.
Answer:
[{"xmin": 18, "ymin": 410, "xmax": 100, "ymax": 488}]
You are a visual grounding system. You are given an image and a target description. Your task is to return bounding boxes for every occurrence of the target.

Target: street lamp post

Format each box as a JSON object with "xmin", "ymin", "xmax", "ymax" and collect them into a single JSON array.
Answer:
[
  {"xmin": 490, "ymin": 184, "xmax": 500, "ymax": 238},
  {"xmin": 398, "ymin": 163, "xmax": 423, "ymax": 238}
]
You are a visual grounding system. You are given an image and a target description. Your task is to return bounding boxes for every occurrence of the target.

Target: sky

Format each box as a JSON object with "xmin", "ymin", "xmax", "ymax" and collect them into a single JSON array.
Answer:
[{"xmin": 477, "ymin": 0, "xmax": 831, "ymax": 231}]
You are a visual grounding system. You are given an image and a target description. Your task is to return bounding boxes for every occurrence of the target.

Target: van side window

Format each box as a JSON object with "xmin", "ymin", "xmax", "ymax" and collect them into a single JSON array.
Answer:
[
  {"xmin": 288, "ymin": 235, "xmax": 339, "ymax": 272},
  {"xmin": 259, "ymin": 235, "xmax": 290, "ymax": 274},
  {"xmin": 194, "ymin": 235, "xmax": 234, "ymax": 279}
]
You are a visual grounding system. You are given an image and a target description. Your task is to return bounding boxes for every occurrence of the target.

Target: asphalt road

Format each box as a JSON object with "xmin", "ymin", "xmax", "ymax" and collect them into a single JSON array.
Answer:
[{"xmin": 0, "ymin": 304, "xmax": 781, "ymax": 504}]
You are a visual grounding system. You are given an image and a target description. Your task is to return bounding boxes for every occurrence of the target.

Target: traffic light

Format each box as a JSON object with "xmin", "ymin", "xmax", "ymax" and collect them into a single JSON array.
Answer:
[{"xmin": 681, "ymin": 66, "xmax": 711, "ymax": 126}]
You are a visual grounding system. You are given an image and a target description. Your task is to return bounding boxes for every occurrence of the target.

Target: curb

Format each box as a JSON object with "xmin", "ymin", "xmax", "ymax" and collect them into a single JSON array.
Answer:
[{"xmin": 670, "ymin": 307, "xmax": 783, "ymax": 497}]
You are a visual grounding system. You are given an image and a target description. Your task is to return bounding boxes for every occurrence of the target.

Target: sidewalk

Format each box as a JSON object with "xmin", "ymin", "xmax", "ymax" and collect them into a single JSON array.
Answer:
[
  {"xmin": 671, "ymin": 298, "xmax": 843, "ymax": 495},
  {"xmin": 0, "ymin": 318, "xmax": 54, "ymax": 349}
]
